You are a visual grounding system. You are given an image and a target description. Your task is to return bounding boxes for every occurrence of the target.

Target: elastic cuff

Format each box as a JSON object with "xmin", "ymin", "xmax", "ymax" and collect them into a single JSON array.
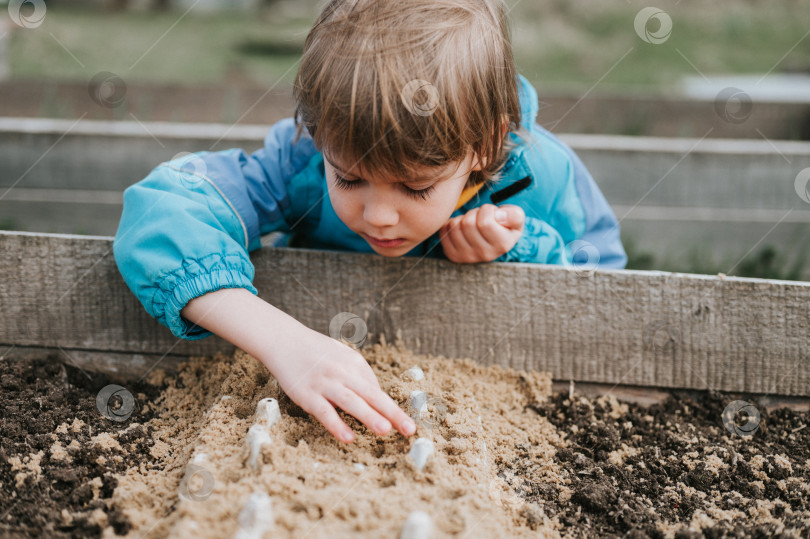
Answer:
[
  {"xmin": 151, "ymin": 255, "xmax": 257, "ymax": 340},
  {"xmin": 495, "ymin": 217, "xmax": 543, "ymax": 263}
]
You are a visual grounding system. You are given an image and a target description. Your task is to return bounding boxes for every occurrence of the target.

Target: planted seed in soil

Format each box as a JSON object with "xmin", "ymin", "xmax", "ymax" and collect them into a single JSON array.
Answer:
[{"xmin": 1, "ymin": 341, "xmax": 808, "ymax": 538}]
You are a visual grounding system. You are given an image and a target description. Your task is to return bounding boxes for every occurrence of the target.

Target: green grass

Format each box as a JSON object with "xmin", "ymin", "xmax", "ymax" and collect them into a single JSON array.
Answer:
[
  {"xmin": 510, "ymin": 0, "xmax": 810, "ymax": 92},
  {"xmin": 7, "ymin": 1, "xmax": 810, "ymax": 90},
  {"xmin": 8, "ymin": 6, "xmax": 312, "ymax": 85}
]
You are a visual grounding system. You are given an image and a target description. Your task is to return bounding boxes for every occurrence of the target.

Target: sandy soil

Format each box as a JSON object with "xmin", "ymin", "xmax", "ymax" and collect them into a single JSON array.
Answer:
[
  {"xmin": 107, "ymin": 338, "xmax": 563, "ymax": 538},
  {"xmin": 3, "ymin": 340, "xmax": 808, "ymax": 538}
]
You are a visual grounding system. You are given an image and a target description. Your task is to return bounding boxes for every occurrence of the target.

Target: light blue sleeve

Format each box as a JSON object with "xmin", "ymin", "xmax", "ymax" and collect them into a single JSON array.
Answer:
[
  {"xmin": 556, "ymin": 133, "xmax": 628, "ymax": 269},
  {"xmin": 113, "ymin": 118, "xmax": 320, "ymax": 340},
  {"xmin": 493, "ymin": 127, "xmax": 627, "ymax": 269}
]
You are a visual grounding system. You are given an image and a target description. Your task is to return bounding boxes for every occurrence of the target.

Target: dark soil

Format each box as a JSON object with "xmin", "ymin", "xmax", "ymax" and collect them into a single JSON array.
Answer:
[
  {"xmin": 515, "ymin": 391, "xmax": 810, "ymax": 538},
  {"xmin": 0, "ymin": 355, "xmax": 162, "ymax": 538}
]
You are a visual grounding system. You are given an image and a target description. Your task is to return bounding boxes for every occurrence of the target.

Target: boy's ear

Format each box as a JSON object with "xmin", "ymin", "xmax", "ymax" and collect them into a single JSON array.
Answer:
[{"xmin": 470, "ymin": 153, "xmax": 486, "ymax": 172}]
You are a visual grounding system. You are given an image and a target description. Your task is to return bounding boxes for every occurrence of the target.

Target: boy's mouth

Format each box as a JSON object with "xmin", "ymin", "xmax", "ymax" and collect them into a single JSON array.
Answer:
[{"xmin": 364, "ymin": 234, "xmax": 406, "ymax": 248}]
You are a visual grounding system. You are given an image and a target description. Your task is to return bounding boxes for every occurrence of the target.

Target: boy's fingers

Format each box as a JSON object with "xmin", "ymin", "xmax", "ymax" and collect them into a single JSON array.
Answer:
[
  {"xmin": 350, "ymin": 379, "xmax": 417, "ymax": 437},
  {"xmin": 457, "ymin": 209, "xmax": 486, "ymax": 250},
  {"xmin": 325, "ymin": 385, "xmax": 392, "ymax": 436},
  {"xmin": 440, "ymin": 221, "xmax": 461, "ymax": 257},
  {"xmin": 304, "ymin": 395, "xmax": 356, "ymax": 443},
  {"xmin": 442, "ymin": 214, "xmax": 484, "ymax": 263},
  {"xmin": 460, "ymin": 206, "xmax": 501, "ymax": 257},
  {"xmin": 478, "ymin": 204, "xmax": 517, "ymax": 249},
  {"xmin": 495, "ymin": 204, "xmax": 525, "ymax": 230}
]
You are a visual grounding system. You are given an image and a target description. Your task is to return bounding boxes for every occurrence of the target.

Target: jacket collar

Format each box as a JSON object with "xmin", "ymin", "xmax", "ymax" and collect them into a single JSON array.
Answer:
[
  {"xmin": 497, "ymin": 74, "xmax": 538, "ymax": 179},
  {"xmin": 517, "ymin": 73, "xmax": 539, "ymax": 129}
]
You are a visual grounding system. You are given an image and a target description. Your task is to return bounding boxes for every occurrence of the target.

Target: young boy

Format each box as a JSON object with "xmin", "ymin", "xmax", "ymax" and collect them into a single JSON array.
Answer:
[{"xmin": 113, "ymin": 0, "xmax": 626, "ymax": 444}]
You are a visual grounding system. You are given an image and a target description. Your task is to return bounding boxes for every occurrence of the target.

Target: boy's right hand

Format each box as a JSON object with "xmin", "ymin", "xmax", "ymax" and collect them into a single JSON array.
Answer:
[
  {"xmin": 264, "ymin": 323, "xmax": 417, "ymax": 443},
  {"xmin": 181, "ymin": 288, "xmax": 416, "ymax": 444}
]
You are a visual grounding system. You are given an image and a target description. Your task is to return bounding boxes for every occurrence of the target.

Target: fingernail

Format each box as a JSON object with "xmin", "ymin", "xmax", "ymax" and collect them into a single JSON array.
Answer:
[
  {"xmin": 376, "ymin": 420, "xmax": 391, "ymax": 434},
  {"xmin": 342, "ymin": 430, "xmax": 355, "ymax": 443},
  {"xmin": 495, "ymin": 209, "xmax": 507, "ymax": 224},
  {"xmin": 402, "ymin": 419, "xmax": 416, "ymax": 436}
]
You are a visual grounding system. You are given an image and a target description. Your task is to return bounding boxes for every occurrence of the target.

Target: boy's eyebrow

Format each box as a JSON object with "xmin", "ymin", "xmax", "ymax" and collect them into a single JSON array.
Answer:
[{"xmin": 328, "ymin": 160, "xmax": 448, "ymax": 185}]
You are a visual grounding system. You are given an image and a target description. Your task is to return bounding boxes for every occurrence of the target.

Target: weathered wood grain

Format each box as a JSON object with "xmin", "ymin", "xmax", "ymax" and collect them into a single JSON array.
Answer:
[{"xmin": 1, "ymin": 231, "xmax": 808, "ymax": 395}]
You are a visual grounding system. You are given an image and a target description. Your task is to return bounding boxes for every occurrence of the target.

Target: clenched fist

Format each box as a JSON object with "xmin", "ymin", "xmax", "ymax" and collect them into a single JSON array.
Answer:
[{"xmin": 440, "ymin": 204, "xmax": 525, "ymax": 263}]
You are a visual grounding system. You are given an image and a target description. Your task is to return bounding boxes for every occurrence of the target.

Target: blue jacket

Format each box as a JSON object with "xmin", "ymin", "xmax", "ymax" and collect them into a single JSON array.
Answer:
[{"xmin": 114, "ymin": 75, "xmax": 626, "ymax": 340}]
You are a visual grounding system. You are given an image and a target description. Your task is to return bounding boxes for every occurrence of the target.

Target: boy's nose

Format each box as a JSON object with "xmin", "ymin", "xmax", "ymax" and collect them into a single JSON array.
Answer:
[{"xmin": 363, "ymin": 197, "xmax": 399, "ymax": 229}]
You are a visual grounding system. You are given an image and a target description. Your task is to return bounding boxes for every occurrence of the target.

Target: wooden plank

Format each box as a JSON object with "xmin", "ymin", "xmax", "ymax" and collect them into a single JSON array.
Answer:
[
  {"xmin": 0, "ymin": 231, "xmax": 233, "ymax": 358},
  {"xmin": 3, "ymin": 119, "xmax": 810, "ymax": 210},
  {"xmin": 548, "ymin": 381, "xmax": 810, "ymax": 411},
  {"xmin": 0, "ymin": 346, "xmax": 190, "ymax": 383},
  {"xmin": 0, "ymin": 118, "xmax": 266, "ymax": 191},
  {"xmin": 0, "ymin": 199, "xmax": 124, "ymax": 236},
  {"xmin": 562, "ymin": 134, "xmax": 810, "ymax": 211},
  {"xmin": 1, "ymin": 231, "xmax": 808, "ymax": 396},
  {"xmin": 2, "ymin": 81, "xmax": 808, "ymax": 139}
]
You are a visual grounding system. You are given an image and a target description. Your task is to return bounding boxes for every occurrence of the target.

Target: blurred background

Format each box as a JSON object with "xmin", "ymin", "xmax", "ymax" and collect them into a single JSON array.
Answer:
[{"xmin": 1, "ymin": 0, "xmax": 809, "ymax": 279}]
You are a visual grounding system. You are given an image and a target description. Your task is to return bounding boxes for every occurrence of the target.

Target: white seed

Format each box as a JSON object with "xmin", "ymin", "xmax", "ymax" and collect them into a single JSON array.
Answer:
[
  {"xmin": 400, "ymin": 511, "xmax": 433, "ymax": 539},
  {"xmin": 246, "ymin": 425, "xmax": 272, "ymax": 470},
  {"xmin": 404, "ymin": 367, "xmax": 425, "ymax": 381},
  {"xmin": 408, "ymin": 437, "xmax": 434, "ymax": 472},
  {"xmin": 234, "ymin": 492, "xmax": 273, "ymax": 539},
  {"xmin": 353, "ymin": 462, "xmax": 367, "ymax": 471},
  {"xmin": 255, "ymin": 398, "xmax": 281, "ymax": 429},
  {"xmin": 409, "ymin": 390, "xmax": 428, "ymax": 414}
]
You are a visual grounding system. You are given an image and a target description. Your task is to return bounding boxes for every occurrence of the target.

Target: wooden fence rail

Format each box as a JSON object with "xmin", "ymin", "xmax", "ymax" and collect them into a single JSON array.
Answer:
[{"xmin": 1, "ymin": 231, "xmax": 808, "ymax": 395}]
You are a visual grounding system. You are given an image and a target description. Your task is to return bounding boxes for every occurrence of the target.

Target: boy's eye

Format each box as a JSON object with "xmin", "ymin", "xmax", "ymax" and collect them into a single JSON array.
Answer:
[
  {"xmin": 333, "ymin": 174, "xmax": 435, "ymax": 201},
  {"xmin": 333, "ymin": 174, "xmax": 361, "ymax": 190}
]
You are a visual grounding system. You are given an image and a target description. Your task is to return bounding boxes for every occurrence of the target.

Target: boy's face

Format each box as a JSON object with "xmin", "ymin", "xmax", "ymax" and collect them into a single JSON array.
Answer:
[{"xmin": 324, "ymin": 150, "xmax": 480, "ymax": 257}]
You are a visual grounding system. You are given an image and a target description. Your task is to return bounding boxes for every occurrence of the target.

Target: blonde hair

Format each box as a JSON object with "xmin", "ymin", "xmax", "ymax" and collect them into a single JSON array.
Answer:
[{"xmin": 293, "ymin": 0, "xmax": 522, "ymax": 188}]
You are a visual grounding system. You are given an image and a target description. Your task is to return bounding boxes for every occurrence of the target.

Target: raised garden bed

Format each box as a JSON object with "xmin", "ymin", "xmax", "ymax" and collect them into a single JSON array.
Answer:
[{"xmin": 1, "ymin": 231, "xmax": 809, "ymax": 537}]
